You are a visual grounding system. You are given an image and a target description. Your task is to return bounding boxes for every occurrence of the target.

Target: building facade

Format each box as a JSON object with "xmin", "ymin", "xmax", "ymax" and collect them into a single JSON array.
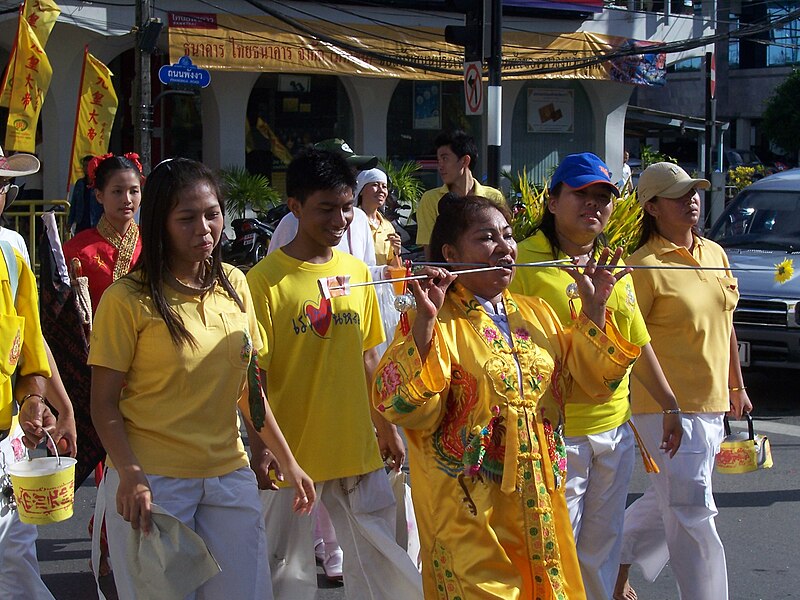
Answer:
[{"xmin": 0, "ymin": 0, "xmax": 715, "ymax": 200}]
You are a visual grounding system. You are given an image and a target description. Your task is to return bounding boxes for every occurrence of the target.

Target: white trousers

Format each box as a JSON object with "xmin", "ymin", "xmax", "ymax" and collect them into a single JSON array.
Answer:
[
  {"xmin": 565, "ymin": 424, "xmax": 635, "ymax": 600},
  {"xmin": 0, "ymin": 426, "xmax": 55, "ymax": 600},
  {"xmin": 262, "ymin": 468, "xmax": 423, "ymax": 600},
  {"xmin": 620, "ymin": 413, "xmax": 728, "ymax": 600},
  {"xmin": 102, "ymin": 466, "xmax": 271, "ymax": 600}
]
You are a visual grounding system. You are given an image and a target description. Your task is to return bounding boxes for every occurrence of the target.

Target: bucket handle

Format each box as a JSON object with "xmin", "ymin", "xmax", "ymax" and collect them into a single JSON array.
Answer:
[
  {"xmin": 723, "ymin": 413, "xmax": 755, "ymax": 441},
  {"xmin": 27, "ymin": 428, "xmax": 62, "ymax": 466}
]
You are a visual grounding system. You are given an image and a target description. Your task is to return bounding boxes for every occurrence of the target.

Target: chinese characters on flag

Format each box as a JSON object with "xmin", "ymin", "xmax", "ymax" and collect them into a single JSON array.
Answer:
[
  {"xmin": 0, "ymin": 0, "xmax": 61, "ymax": 108},
  {"xmin": 4, "ymin": 15, "xmax": 53, "ymax": 153},
  {"xmin": 68, "ymin": 49, "xmax": 118, "ymax": 186}
]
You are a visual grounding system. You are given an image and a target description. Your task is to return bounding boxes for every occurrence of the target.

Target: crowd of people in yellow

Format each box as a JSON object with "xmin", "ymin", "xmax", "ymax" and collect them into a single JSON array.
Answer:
[{"xmin": 0, "ymin": 132, "xmax": 749, "ymax": 600}]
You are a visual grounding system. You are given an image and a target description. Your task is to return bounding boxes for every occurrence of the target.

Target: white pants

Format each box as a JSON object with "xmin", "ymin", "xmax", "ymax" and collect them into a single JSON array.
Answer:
[
  {"xmin": 620, "ymin": 413, "xmax": 728, "ymax": 600},
  {"xmin": 102, "ymin": 466, "xmax": 271, "ymax": 600},
  {"xmin": 0, "ymin": 426, "xmax": 55, "ymax": 600},
  {"xmin": 262, "ymin": 468, "xmax": 423, "ymax": 600},
  {"xmin": 565, "ymin": 423, "xmax": 635, "ymax": 600}
]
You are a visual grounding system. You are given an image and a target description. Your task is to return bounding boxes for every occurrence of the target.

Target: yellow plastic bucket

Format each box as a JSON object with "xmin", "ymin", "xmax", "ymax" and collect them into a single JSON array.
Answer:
[{"xmin": 8, "ymin": 441, "xmax": 76, "ymax": 525}]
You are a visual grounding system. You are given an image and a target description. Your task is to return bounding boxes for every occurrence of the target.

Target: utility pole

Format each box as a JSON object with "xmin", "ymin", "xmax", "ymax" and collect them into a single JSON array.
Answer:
[
  {"xmin": 486, "ymin": 0, "xmax": 501, "ymax": 189},
  {"xmin": 134, "ymin": 0, "xmax": 153, "ymax": 173}
]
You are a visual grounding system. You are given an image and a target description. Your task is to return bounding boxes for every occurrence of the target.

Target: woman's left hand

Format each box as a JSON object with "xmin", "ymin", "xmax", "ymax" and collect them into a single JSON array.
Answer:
[
  {"xmin": 728, "ymin": 388, "xmax": 753, "ymax": 419},
  {"xmin": 286, "ymin": 463, "xmax": 316, "ymax": 515},
  {"xmin": 564, "ymin": 247, "xmax": 630, "ymax": 327}
]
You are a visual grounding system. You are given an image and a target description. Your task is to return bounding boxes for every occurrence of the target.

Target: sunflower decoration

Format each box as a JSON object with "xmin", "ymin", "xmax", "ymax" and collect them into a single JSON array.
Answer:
[{"xmin": 774, "ymin": 259, "xmax": 795, "ymax": 284}]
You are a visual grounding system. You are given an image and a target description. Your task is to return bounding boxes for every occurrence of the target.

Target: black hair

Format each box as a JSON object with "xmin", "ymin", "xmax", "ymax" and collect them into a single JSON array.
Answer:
[
  {"xmin": 133, "ymin": 158, "xmax": 243, "ymax": 348},
  {"xmin": 286, "ymin": 148, "xmax": 356, "ymax": 203},
  {"xmin": 634, "ymin": 198, "xmax": 702, "ymax": 250},
  {"xmin": 538, "ymin": 182, "xmax": 608, "ymax": 260},
  {"xmin": 434, "ymin": 130, "xmax": 478, "ymax": 173},
  {"xmin": 428, "ymin": 193, "xmax": 512, "ymax": 263},
  {"xmin": 92, "ymin": 155, "xmax": 142, "ymax": 191}
]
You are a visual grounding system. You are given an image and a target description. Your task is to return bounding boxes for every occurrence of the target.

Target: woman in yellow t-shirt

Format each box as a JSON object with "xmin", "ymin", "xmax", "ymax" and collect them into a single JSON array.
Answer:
[
  {"xmin": 509, "ymin": 153, "xmax": 682, "ymax": 600},
  {"xmin": 89, "ymin": 158, "xmax": 315, "ymax": 600},
  {"xmin": 374, "ymin": 193, "xmax": 643, "ymax": 600}
]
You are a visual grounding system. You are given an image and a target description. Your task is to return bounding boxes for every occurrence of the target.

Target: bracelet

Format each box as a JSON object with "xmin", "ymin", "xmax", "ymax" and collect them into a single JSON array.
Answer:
[
  {"xmin": 19, "ymin": 393, "xmax": 45, "ymax": 409},
  {"xmin": 662, "ymin": 408, "xmax": 682, "ymax": 414},
  {"xmin": 729, "ymin": 386, "xmax": 746, "ymax": 392}
]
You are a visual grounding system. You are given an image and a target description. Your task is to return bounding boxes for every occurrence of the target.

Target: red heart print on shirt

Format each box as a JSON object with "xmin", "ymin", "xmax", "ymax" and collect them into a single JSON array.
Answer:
[{"xmin": 305, "ymin": 297, "xmax": 332, "ymax": 337}]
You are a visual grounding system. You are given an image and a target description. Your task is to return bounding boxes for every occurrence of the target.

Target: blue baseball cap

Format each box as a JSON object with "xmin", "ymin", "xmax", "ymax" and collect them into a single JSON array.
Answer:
[{"xmin": 550, "ymin": 153, "xmax": 619, "ymax": 196}]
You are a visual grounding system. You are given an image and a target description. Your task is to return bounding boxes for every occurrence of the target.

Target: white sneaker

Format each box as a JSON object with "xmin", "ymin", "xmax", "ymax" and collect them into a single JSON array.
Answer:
[{"xmin": 322, "ymin": 548, "xmax": 344, "ymax": 581}]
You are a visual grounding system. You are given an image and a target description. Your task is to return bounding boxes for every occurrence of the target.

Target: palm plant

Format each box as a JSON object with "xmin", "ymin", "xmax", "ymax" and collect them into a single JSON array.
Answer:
[
  {"xmin": 219, "ymin": 166, "xmax": 282, "ymax": 219},
  {"xmin": 379, "ymin": 159, "xmax": 425, "ymax": 215}
]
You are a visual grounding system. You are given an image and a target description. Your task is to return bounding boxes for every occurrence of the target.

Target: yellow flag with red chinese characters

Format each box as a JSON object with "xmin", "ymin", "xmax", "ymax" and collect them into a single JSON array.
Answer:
[
  {"xmin": 0, "ymin": 0, "xmax": 61, "ymax": 108},
  {"xmin": 4, "ymin": 16, "xmax": 52, "ymax": 152},
  {"xmin": 68, "ymin": 49, "xmax": 118, "ymax": 187}
]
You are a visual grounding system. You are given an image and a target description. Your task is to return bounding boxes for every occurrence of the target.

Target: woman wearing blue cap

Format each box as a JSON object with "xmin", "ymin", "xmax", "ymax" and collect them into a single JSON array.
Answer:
[{"xmin": 509, "ymin": 153, "xmax": 683, "ymax": 600}]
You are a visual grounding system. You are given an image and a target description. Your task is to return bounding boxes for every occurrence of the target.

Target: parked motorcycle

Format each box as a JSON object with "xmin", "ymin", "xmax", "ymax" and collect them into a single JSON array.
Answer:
[{"xmin": 221, "ymin": 204, "xmax": 290, "ymax": 270}]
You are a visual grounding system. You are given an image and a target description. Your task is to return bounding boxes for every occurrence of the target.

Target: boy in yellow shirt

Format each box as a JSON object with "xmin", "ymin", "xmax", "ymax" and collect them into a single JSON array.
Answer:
[{"xmin": 246, "ymin": 149, "xmax": 423, "ymax": 600}]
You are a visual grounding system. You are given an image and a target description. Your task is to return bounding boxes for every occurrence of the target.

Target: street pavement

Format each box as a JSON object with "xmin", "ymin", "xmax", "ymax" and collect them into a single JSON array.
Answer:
[{"xmin": 33, "ymin": 370, "xmax": 800, "ymax": 599}]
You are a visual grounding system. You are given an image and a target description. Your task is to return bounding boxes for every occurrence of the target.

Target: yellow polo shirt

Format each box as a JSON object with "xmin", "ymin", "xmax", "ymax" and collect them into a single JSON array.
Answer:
[
  {"xmin": 88, "ymin": 266, "xmax": 261, "ymax": 478},
  {"xmin": 247, "ymin": 249, "xmax": 386, "ymax": 483},
  {"xmin": 627, "ymin": 234, "xmax": 737, "ymax": 414},
  {"xmin": 509, "ymin": 231, "xmax": 649, "ymax": 436},
  {"xmin": 367, "ymin": 211, "xmax": 398, "ymax": 266},
  {"xmin": 416, "ymin": 181, "xmax": 507, "ymax": 245},
  {"xmin": 0, "ymin": 247, "xmax": 50, "ymax": 430}
]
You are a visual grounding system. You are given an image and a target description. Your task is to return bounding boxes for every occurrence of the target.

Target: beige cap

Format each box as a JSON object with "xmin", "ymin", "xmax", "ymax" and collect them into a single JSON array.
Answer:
[
  {"xmin": 0, "ymin": 145, "xmax": 40, "ymax": 178},
  {"xmin": 637, "ymin": 162, "xmax": 709, "ymax": 206}
]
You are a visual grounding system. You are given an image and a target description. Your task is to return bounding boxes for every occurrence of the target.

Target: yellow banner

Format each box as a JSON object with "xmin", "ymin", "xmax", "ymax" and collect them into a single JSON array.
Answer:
[
  {"xmin": 0, "ymin": 0, "xmax": 61, "ymax": 108},
  {"xmin": 5, "ymin": 16, "xmax": 53, "ymax": 152},
  {"xmin": 68, "ymin": 50, "xmax": 118, "ymax": 186},
  {"xmin": 167, "ymin": 12, "xmax": 665, "ymax": 85}
]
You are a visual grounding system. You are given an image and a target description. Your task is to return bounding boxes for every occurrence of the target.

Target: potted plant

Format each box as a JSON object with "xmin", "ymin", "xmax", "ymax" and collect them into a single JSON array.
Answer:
[{"xmin": 219, "ymin": 166, "xmax": 282, "ymax": 219}]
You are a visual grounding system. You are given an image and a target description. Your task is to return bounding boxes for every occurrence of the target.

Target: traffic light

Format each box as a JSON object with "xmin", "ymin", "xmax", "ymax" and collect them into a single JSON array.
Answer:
[{"xmin": 445, "ymin": 0, "xmax": 491, "ymax": 64}]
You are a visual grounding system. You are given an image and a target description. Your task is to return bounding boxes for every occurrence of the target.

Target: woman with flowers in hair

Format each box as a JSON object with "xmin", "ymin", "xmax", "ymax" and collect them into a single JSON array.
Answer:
[
  {"xmin": 62, "ymin": 152, "xmax": 144, "ymax": 576},
  {"xmin": 64, "ymin": 153, "xmax": 144, "ymax": 313}
]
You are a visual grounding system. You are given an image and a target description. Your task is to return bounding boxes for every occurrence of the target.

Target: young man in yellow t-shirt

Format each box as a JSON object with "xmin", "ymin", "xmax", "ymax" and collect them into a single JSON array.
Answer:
[
  {"xmin": 415, "ymin": 130, "xmax": 506, "ymax": 248},
  {"xmin": 246, "ymin": 149, "xmax": 423, "ymax": 600}
]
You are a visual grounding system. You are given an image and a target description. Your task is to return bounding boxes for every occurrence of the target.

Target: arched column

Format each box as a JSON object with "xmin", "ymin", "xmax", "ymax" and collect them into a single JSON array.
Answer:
[
  {"xmin": 201, "ymin": 71, "xmax": 261, "ymax": 170},
  {"xmin": 339, "ymin": 76, "xmax": 398, "ymax": 158}
]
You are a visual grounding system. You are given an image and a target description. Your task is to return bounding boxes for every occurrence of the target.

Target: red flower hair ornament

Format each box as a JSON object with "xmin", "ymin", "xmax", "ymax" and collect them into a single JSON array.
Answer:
[{"xmin": 87, "ymin": 152, "xmax": 144, "ymax": 188}]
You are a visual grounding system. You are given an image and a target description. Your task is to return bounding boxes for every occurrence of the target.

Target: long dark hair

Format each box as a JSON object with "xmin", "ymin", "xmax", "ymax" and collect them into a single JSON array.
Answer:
[
  {"xmin": 133, "ymin": 158, "xmax": 243, "ymax": 348},
  {"xmin": 538, "ymin": 183, "xmax": 608, "ymax": 260},
  {"xmin": 428, "ymin": 193, "xmax": 512, "ymax": 263}
]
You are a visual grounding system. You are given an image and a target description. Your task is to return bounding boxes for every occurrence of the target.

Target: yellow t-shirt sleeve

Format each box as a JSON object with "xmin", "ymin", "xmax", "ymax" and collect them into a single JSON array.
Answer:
[
  {"xmin": 88, "ymin": 281, "xmax": 139, "ymax": 373},
  {"xmin": 16, "ymin": 254, "xmax": 49, "ymax": 378},
  {"xmin": 245, "ymin": 265, "xmax": 273, "ymax": 368},
  {"xmin": 227, "ymin": 266, "xmax": 263, "ymax": 354},
  {"xmin": 415, "ymin": 190, "xmax": 440, "ymax": 246}
]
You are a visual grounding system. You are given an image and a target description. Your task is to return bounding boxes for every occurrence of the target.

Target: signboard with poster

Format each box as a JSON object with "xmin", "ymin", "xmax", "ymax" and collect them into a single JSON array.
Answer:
[{"xmin": 527, "ymin": 88, "xmax": 574, "ymax": 133}]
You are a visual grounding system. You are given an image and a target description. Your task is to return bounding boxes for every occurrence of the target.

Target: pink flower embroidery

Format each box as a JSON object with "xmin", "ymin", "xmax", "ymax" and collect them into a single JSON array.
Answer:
[
  {"xmin": 483, "ymin": 327, "xmax": 499, "ymax": 342},
  {"xmin": 514, "ymin": 328, "xmax": 530, "ymax": 341},
  {"xmin": 380, "ymin": 361, "xmax": 402, "ymax": 398}
]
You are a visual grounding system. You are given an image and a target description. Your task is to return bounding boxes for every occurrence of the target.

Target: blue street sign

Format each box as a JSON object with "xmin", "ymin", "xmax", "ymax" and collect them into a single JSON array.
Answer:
[{"xmin": 158, "ymin": 56, "xmax": 211, "ymax": 88}]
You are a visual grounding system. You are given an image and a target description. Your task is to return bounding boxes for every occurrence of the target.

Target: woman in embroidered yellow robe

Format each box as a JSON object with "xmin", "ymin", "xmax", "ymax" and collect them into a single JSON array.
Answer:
[{"xmin": 373, "ymin": 195, "xmax": 640, "ymax": 600}]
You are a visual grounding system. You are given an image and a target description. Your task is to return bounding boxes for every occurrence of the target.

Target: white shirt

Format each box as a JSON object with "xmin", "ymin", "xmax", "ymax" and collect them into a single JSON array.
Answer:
[
  {"xmin": 0, "ymin": 227, "xmax": 30, "ymax": 266},
  {"xmin": 267, "ymin": 207, "xmax": 377, "ymax": 267}
]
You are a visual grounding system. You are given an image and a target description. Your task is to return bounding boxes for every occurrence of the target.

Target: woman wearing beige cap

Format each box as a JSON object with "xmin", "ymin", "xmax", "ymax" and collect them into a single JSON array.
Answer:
[{"xmin": 614, "ymin": 162, "xmax": 752, "ymax": 600}]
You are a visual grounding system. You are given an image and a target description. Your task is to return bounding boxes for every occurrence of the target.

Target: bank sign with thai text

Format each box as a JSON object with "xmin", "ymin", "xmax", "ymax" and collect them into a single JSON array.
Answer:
[{"xmin": 167, "ymin": 12, "xmax": 665, "ymax": 86}]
